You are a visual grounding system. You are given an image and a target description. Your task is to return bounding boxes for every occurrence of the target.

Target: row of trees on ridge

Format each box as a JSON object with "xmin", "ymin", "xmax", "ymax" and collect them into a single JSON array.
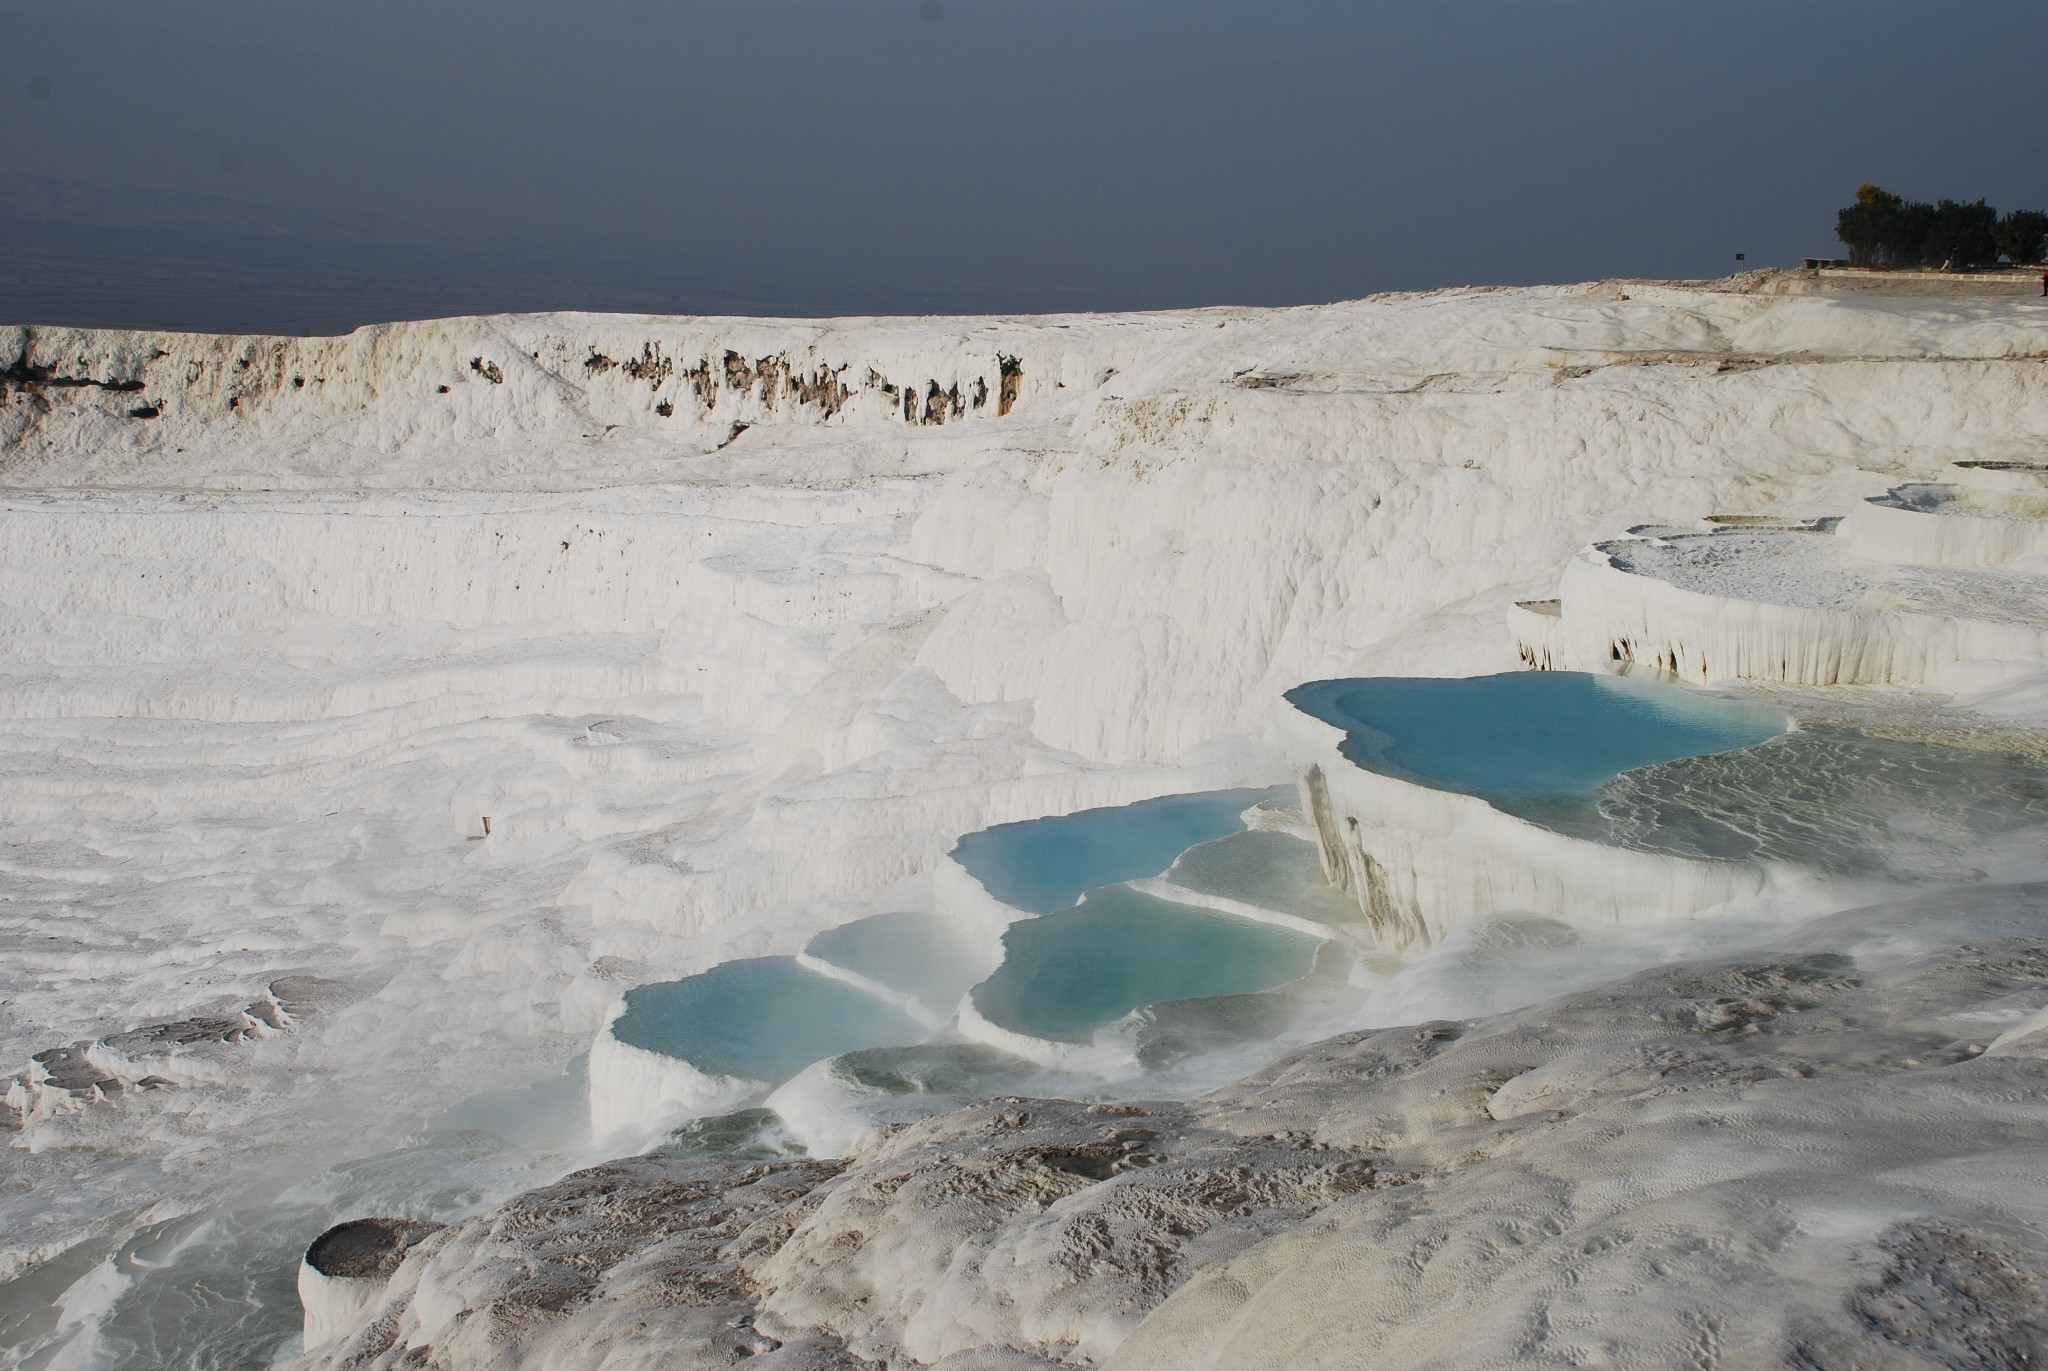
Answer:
[{"xmin": 1836, "ymin": 184, "xmax": 2047, "ymax": 268}]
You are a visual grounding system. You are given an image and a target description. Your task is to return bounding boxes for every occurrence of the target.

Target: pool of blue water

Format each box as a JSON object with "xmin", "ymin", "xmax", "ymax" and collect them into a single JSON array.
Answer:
[
  {"xmin": 1286, "ymin": 672, "xmax": 1786, "ymax": 799},
  {"xmin": 949, "ymin": 786, "xmax": 1287, "ymax": 915},
  {"xmin": 610, "ymin": 787, "xmax": 1345, "ymax": 1110},
  {"xmin": 1165, "ymin": 830, "xmax": 1360, "ymax": 926},
  {"xmin": 969, "ymin": 886, "xmax": 1324, "ymax": 1042},
  {"xmin": 804, "ymin": 911, "xmax": 987, "ymax": 1010},
  {"xmin": 610, "ymin": 957, "xmax": 929, "ymax": 1084}
]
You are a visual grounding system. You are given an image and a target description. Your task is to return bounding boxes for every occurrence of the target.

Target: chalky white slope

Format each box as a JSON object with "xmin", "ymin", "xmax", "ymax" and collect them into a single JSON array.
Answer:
[{"xmin": 2, "ymin": 277, "xmax": 2047, "ymax": 1368}]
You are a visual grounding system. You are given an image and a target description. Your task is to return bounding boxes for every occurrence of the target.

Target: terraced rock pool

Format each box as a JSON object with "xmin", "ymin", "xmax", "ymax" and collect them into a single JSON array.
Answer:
[
  {"xmin": 600, "ymin": 670, "xmax": 2048, "ymax": 1149},
  {"xmin": 1286, "ymin": 670, "xmax": 1789, "ymax": 800},
  {"xmin": 967, "ymin": 886, "xmax": 1325, "ymax": 1045},
  {"xmin": 595, "ymin": 784, "xmax": 1350, "ymax": 1138},
  {"xmin": 948, "ymin": 787, "xmax": 1283, "ymax": 914},
  {"xmin": 1290, "ymin": 669, "xmax": 2048, "ymax": 874}
]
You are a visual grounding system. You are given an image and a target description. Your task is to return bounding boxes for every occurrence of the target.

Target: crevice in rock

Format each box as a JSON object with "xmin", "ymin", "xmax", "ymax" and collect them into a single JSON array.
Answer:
[{"xmin": 0, "ymin": 342, "xmax": 147, "ymax": 397}]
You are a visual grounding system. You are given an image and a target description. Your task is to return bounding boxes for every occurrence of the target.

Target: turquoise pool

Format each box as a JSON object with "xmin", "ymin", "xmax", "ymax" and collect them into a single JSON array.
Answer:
[
  {"xmin": 607, "ymin": 787, "xmax": 1336, "ymax": 1120},
  {"xmin": 1164, "ymin": 829, "xmax": 1359, "ymax": 926},
  {"xmin": 610, "ymin": 957, "xmax": 929, "ymax": 1084},
  {"xmin": 804, "ymin": 910, "xmax": 986, "ymax": 1010},
  {"xmin": 968, "ymin": 885, "xmax": 1324, "ymax": 1042},
  {"xmin": 949, "ymin": 787, "xmax": 1286, "ymax": 914},
  {"xmin": 1286, "ymin": 671, "xmax": 1786, "ymax": 799}
]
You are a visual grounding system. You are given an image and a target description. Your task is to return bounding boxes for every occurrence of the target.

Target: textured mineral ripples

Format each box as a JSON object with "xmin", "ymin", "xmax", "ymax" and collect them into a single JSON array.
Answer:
[{"xmin": 307, "ymin": 882, "xmax": 2048, "ymax": 1371}]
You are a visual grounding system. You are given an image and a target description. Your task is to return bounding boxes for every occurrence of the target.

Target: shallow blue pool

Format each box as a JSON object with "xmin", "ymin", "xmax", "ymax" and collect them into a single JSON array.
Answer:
[
  {"xmin": 610, "ymin": 957, "xmax": 929, "ymax": 1083},
  {"xmin": 1286, "ymin": 672, "xmax": 1785, "ymax": 799},
  {"xmin": 803, "ymin": 910, "xmax": 987, "ymax": 1010},
  {"xmin": 1165, "ymin": 830, "xmax": 1360, "ymax": 926},
  {"xmin": 949, "ymin": 787, "xmax": 1286, "ymax": 915},
  {"xmin": 969, "ymin": 886, "xmax": 1323, "ymax": 1042}
]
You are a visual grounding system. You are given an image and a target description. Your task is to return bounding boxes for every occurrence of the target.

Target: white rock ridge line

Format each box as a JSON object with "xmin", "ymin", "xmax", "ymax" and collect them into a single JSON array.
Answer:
[
  {"xmin": 1125, "ymin": 877, "xmax": 1354, "ymax": 943},
  {"xmin": 790, "ymin": 953, "xmax": 950, "ymax": 1030},
  {"xmin": 2, "ymin": 984, "xmax": 315, "ymax": 1131}
]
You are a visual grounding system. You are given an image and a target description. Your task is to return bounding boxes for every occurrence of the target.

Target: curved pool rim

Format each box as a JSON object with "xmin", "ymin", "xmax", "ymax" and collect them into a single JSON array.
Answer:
[{"xmin": 1286, "ymin": 670, "xmax": 1789, "ymax": 802}]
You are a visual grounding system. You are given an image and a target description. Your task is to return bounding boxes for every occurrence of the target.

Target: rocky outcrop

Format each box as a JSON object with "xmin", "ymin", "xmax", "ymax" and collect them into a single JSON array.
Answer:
[
  {"xmin": 1, "ymin": 976, "xmax": 350, "ymax": 1131},
  {"xmin": 300, "ymin": 882, "xmax": 2048, "ymax": 1371},
  {"xmin": 0, "ymin": 319, "xmax": 1078, "ymax": 466},
  {"xmin": 301, "ymin": 1218, "xmax": 446, "ymax": 1351}
]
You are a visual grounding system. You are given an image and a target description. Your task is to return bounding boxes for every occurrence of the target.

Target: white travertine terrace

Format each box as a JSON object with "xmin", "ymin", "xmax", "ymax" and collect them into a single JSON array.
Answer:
[
  {"xmin": 1954, "ymin": 459, "xmax": 2048, "ymax": 500},
  {"xmin": 8, "ymin": 278, "xmax": 2048, "ymax": 1367},
  {"xmin": 1507, "ymin": 599, "xmax": 1566, "ymax": 670},
  {"xmin": 1540, "ymin": 526, "xmax": 2048, "ymax": 688},
  {"xmin": 1512, "ymin": 448, "xmax": 2048, "ymax": 690},
  {"xmin": 1838, "ymin": 467, "xmax": 2048, "ymax": 569},
  {"xmin": 298, "ymin": 1263, "xmax": 388, "ymax": 1355},
  {"xmin": 1282, "ymin": 699, "xmax": 1769, "ymax": 952},
  {"xmin": 586, "ymin": 1023, "xmax": 759, "ymax": 1139}
]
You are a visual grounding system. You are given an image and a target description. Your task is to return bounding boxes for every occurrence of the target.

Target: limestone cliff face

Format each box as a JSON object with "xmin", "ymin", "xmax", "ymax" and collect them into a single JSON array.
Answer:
[{"xmin": 0, "ymin": 312, "xmax": 1187, "ymax": 470}]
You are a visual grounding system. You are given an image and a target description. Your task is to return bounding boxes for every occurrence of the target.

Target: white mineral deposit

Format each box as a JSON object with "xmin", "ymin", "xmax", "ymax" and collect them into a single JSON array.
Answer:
[{"xmin": 5, "ymin": 275, "xmax": 2048, "ymax": 1369}]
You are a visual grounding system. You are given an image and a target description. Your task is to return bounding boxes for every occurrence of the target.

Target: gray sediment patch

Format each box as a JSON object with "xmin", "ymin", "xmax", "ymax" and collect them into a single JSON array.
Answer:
[{"xmin": 305, "ymin": 1217, "xmax": 444, "ymax": 1280}]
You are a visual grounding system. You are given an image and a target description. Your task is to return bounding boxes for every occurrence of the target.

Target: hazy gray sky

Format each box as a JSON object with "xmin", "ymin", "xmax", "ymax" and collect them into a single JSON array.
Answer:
[{"xmin": 3, "ymin": 1, "xmax": 2045, "ymax": 331}]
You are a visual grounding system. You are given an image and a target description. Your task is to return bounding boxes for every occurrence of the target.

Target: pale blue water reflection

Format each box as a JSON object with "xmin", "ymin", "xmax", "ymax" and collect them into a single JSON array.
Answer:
[
  {"xmin": 1286, "ymin": 671, "xmax": 1786, "ymax": 800},
  {"xmin": 969, "ymin": 886, "xmax": 1324, "ymax": 1043},
  {"xmin": 610, "ymin": 958, "xmax": 929, "ymax": 1084},
  {"xmin": 949, "ymin": 787, "xmax": 1285, "ymax": 915}
]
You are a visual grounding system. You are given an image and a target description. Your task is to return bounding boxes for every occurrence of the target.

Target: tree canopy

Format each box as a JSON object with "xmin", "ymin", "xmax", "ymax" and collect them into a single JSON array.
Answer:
[{"xmin": 1835, "ymin": 184, "xmax": 2045, "ymax": 268}]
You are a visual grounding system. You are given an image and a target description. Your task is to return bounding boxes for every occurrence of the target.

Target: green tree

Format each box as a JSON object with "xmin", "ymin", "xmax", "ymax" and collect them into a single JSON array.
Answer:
[
  {"xmin": 1836, "ymin": 183, "xmax": 1903, "ymax": 266},
  {"xmin": 1996, "ymin": 209, "xmax": 2048, "ymax": 265},
  {"xmin": 1836, "ymin": 185, "xmax": 2016, "ymax": 268},
  {"xmin": 1927, "ymin": 199, "xmax": 1999, "ymax": 268},
  {"xmin": 1893, "ymin": 198, "xmax": 1938, "ymax": 265}
]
